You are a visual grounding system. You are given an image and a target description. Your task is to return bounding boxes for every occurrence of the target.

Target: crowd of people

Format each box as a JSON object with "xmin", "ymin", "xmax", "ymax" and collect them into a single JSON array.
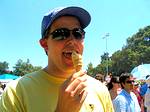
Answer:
[
  {"xmin": 0, "ymin": 5, "xmax": 149, "ymax": 112},
  {"xmin": 95, "ymin": 73, "xmax": 150, "ymax": 112}
]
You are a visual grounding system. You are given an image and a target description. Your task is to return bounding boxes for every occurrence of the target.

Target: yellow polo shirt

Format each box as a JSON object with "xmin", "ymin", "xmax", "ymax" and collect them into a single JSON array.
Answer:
[{"xmin": 0, "ymin": 70, "xmax": 114, "ymax": 112}]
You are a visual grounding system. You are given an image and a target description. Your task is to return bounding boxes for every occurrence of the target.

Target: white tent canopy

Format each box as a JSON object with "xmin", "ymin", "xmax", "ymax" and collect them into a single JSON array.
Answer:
[{"xmin": 131, "ymin": 64, "xmax": 150, "ymax": 80}]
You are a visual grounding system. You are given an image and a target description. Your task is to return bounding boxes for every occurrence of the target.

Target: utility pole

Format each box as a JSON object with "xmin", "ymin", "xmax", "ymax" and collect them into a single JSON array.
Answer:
[{"xmin": 102, "ymin": 33, "xmax": 109, "ymax": 76}]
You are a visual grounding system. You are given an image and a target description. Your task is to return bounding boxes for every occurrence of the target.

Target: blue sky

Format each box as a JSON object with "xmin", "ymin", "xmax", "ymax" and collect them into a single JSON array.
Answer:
[{"xmin": 0, "ymin": 0, "xmax": 150, "ymax": 71}]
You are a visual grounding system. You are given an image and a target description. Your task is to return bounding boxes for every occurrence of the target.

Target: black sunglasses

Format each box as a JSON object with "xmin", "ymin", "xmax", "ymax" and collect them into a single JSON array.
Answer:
[
  {"xmin": 49, "ymin": 28, "xmax": 85, "ymax": 40},
  {"xmin": 126, "ymin": 80, "xmax": 134, "ymax": 84}
]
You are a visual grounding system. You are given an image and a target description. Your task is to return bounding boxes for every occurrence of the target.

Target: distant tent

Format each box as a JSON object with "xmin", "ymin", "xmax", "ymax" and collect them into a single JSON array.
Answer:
[
  {"xmin": 0, "ymin": 74, "xmax": 20, "ymax": 80},
  {"xmin": 0, "ymin": 74, "xmax": 20, "ymax": 84},
  {"xmin": 131, "ymin": 64, "xmax": 150, "ymax": 80}
]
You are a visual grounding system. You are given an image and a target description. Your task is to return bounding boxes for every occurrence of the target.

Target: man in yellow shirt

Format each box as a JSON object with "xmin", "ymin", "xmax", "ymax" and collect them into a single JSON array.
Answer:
[{"xmin": 0, "ymin": 6, "xmax": 114, "ymax": 112}]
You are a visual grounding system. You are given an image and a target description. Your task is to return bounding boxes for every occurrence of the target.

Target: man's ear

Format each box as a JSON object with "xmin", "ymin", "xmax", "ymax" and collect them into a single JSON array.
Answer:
[{"xmin": 39, "ymin": 39, "xmax": 48, "ymax": 51}]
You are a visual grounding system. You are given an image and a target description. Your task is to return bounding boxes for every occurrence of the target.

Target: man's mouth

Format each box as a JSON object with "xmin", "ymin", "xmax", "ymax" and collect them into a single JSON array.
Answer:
[
  {"xmin": 63, "ymin": 50, "xmax": 79, "ymax": 59},
  {"xmin": 63, "ymin": 52, "xmax": 72, "ymax": 59}
]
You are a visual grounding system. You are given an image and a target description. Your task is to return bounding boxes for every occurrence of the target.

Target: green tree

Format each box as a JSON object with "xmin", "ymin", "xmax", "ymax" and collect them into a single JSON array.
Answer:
[
  {"xmin": 100, "ymin": 52, "xmax": 112, "ymax": 75},
  {"xmin": 86, "ymin": 62, "xmax": 94, "ymax": 76},
  {"xmin": 0, "ymin": 61, "xmax": 9, "ymax": 74},
  {"xmin": 111, "ymin": 49, "xmax": 140, "ymax": 75},
  {"xmin": 13, "ymin": 59, "xmax": 42, "ymax": 76},
  {"xmin": 111, "ymin": 25, "xmax": 150, "ymax": 75},
  {"xmin": 125, "ymin": 26, "xmax": 150, "ymax": 67},
  {"xmin": 86, "ymin": 25, "xmax": 150, "ymax": 76}
]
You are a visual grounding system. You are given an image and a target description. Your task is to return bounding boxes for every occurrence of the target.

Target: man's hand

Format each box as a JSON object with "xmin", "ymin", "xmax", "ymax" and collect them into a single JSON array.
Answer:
[{"xmin": 55, "ymin": 71, "xmax": 88, "ymax": 112}]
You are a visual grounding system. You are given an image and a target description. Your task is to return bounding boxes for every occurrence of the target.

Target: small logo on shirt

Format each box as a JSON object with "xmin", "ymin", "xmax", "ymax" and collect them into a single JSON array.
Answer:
[{"xmin": 89, "ymin": 104, "xmax": 94, "ymax": 111}]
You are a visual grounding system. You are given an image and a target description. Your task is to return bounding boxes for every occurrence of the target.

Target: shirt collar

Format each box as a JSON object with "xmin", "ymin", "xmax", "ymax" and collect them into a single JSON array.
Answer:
[{"xmin": 122, "ymin": 89, "xmax": 132, "ymax": 98}]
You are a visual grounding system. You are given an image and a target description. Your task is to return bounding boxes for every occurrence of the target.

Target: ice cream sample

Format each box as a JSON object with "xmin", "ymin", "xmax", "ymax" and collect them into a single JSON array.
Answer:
[{"xmin": 72, "ymin": 51, "xmax": 83, "ymax": 72}]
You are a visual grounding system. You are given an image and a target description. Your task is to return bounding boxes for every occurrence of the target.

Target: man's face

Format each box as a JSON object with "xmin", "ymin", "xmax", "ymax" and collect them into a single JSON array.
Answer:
[
  {"xmin": 42, "ymin": 16, "xmax": 84, "ymax": 73},
  {"xmin": 122, "ymin": 77, "xmax": 134, "ymax": 92},
  {"xmin": 112, "ymin": 82, "xmax": 121, "ymax": 89}
]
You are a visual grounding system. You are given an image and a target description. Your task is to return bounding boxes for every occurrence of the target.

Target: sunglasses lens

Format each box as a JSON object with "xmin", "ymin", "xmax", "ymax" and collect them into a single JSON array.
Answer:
[
  {"xmin": 51, "ymin": 28, "xmax": 70, "ymax": 40},
  {"xmin": 73, "ymin": 28, "xmax": 85, "ymax": 39},
  {"xmin": 126, "ymin": 80, "xmax": 134, "ymax": 84},
  {"xmin": 50, "ymin": 28, "xmax": 85, "ymax": 40}
]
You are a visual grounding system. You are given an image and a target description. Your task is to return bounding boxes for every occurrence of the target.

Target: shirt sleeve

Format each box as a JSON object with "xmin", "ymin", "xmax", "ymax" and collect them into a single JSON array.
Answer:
[
  {"xmin": 144, "ymin": 89, "xmax": 150, "ymax": 108},
  {"xmin": 106, "ymin": 90, "xmax": 114, "ymax": 112},
  {"xmin": 96, "ymin": 82, "xmax": 114, "ymax": 112},
  {"xmin": 132, "ymin": 92, "xmax": 141, "ymax": 112},
  {"xmin": 0, "ymin": 81, "xmax": 25, "ymax": 112},
  {"xmin": 113, "ymin": 96, "xmax": 127, "ymax": 112}
]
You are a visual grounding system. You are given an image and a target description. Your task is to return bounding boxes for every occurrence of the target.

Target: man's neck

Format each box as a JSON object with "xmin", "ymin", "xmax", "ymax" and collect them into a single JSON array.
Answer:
[
  {"xmin": 124, "ymin": 89, "xmax": 131, "ymax": 94},
  {"xmin": 43, "ymin": 66, "xmax": 74, "ymax": 79}
]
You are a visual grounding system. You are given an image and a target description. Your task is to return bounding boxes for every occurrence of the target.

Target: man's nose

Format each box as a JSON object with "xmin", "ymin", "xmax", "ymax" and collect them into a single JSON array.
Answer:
[{"xmin": 69, "ymin": 31, "xmax": 76, "ymax": 40}]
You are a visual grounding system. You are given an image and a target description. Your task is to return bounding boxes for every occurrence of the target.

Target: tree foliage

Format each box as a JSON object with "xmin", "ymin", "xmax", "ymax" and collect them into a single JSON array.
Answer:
[
  {"xmin": 0, "ymin": 61, "xmax": 9, "ymax": 74},
  {"xmin": 86, "ymin": 62, "xmax": 94, "ymax": 76},
  {"xmin": 87, "ymin": 25, "xmax": 150, "ymax": 76},
  {"xmin": 13, "ymin": 59, "xmax": 42, "ymax": 76}
]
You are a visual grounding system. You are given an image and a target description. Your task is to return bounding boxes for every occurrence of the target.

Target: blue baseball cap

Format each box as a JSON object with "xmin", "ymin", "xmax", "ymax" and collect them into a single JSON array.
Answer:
[{"xmin": 41, "ymin": 6, "xmax": 91, "ymax": 38}]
